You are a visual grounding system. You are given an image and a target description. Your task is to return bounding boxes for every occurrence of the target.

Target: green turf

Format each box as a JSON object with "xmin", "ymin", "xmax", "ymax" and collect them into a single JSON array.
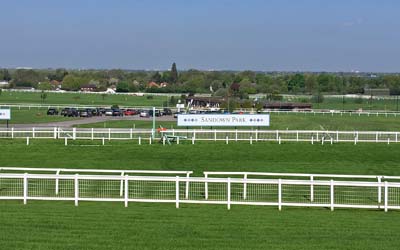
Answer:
[
  {"xmin": 0, "ymin": 91, "xmax": 173, "ymax": 106},
  {"xmin": 1, "ymin": 141, "xmax": 400, "ymax": 250},
  {"xmin": 76, "ymin": 113, "xmax": 400, "ymax": 131}
]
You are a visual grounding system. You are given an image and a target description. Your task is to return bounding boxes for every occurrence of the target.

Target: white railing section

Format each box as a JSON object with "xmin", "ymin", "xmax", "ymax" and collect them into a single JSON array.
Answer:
[
  {"xmin": 0, "ymin": 167, "xmax": 192, "ymax": 200},
  {"xmin": 1, "ymin": 128, "xmax": 400, "ymax": 144},
  {"xmin": 1, "ymin": 173, "xmax": 400, "ymax": 212}
]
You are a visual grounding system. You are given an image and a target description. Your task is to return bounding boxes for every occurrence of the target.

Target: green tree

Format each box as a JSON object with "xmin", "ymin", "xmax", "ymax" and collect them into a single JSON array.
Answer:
[
  {"xmin": 2, "ymin": 69, "xmax": 11, "ymax": 81},
  {"xmin": 40, "ymin": 91, "xmax": 47, "ymax": 103},
  {"xmin": 171, "ymin": 62, "xmax": 178, "ymax": 83},
  {"xmin": 116, "ymin": 81, "xmax": 129, "ymax": 92},
  {"xmin": 62, "ymin": 75, "xmax": 88, "ymax": 91}
]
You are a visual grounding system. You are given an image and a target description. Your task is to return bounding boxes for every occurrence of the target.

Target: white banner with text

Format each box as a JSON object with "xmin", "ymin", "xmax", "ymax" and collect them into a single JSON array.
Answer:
[
  {"xmin": 0, "ymin": 109, "xmax": 11, "ymax": 120},
  {"xmin": 177, "ymin": 114, "xmax": 269, "ymax": 127}
]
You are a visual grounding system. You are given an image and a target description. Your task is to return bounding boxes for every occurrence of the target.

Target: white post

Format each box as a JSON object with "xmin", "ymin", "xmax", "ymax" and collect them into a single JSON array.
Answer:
[
  {"xmin": 336, "ymin": 131, "xmax": 339, "ymax": 142},
  {"xmin": 255, "ymin": 129, "xmax": 258, "ymax": 142},
  {"xmin": 377, "ymin": 176, "xmax": 382, "ymax": 204},
  {"xmin": 192, "ymin": 136, "xmax": 195, "ymax": 145},
  {"xmin": 176, "ymin": 176, "xmax": 180, "ymax": 208},
  {"xmin": 388, "ymin": 138, "xmax": 390, "ymax": 145},
  {"xmin": 65, "ymin": 137, "xmax": 68, "ymax": 146},
  {"xmin": 72, "ymin": 127, "xmax": 76, "ymax": 140},
  {"xmin": 330, "ymin": 180, "xmax": 334, "ymax": 211},
  {"xmin": 74, "ymin": 174, "xmax": 79, "ymax": 206},
  {"xmin": 354, "ymin": 136, "xmax": 357, "ymax": 145},
  {"xmin": 130, "ymin": 128, "xmax": 133, "ymax": 139},
  {"xmin": 119, "ymin": 172, "xmax": 124, "ymax": 197},
  {"xmin": 26, "ymin": 137, "xmax": 30, "ymax": 146},
  {"xmin": 23, "ymin": 173, "xmax": 28, "ymax": 205},
  {"xmin": 227, "ymin": 177, "xmax": 231, "ymax": 210},
  {"xmin": 163, "ymin": 136, "xmax": 166, "ymax": 145},
  {"xmin": 396, "ymin": 132, "xmax": 398, "ymax": 143},
  {"xmin": 278, "ymin": 179, "xmax": 282, "ymax": 211},
  {"xmin": 177, "ymin": 136, "xmax": 180, "ymax": 145},
  {"xmin": 185, "ymin": 173, "xmax": 190, "ymax": 199},
  {"xmin": 278, "ymin": 136, "xmax": 281, "ymax": 144},
  {"xmin": 124, "ymin": 175, "xmax": 129, "ymax": 207},
  {"xmin": 53, "ymin": 127, "xmax": 57, "ymax": 139},
  {"xmin": 55, "ymin": 170, "xmax": 60, "ymax": 195},
  {"xmin": 235, "ymin": 129, "xmax": 238, "ymax": 142},
  {"xmin": 205, "ymin": 173, "xmax": 208, "ymax": 200},
  {"xmin": 91, "ymin": 128, "xmax": 94, "ymax": 140},
  {"xmin": 108, "ymin": 128, "xmax": 111, "ymax": 141},
  {"xmin": 250, "ymin": 136, "xmax": 253, "ymax": 145},
  {"xmin": 226, "ymin": 136, "xmax": 229, "ymax": 144},
  {"xmin": 296, "ymin": 130, "xmax": 299, "ymax": 142},
  {"xmin": 311, "ymin": 136, "xmax": 314, "ymax": 145},
  {"xmin": 310, "ymin": 176, "xmax": 314, "ymax": 202},
  {"xmin": 376, "ymin": 132, "xmax": 379, "ymax": 143},
  {"xmin": 149, "ymin": 137, "xmax": 152, "ymax": 145},
  {"xmin": 384, "ymin": 181, "xmax": 388, "ymax": 212},
  {"xmin": 138, "ymin": 136, "xmax": 141, "ymax": 145},
  {"xmin": 276, "ymin": 130, "xmax": 279, "ymax": 142},
  {"xmin": 214, "ymin": 130, "xmax": 217, "ymax": 142},
  {"xmin": 32, "ymin": 127, "xmax": 35, "ymax": 138},
  {"xmin": 321, "ymin": 137, "xmax": 324, "ymax": 145},
  {"xmin": 102, "ymin": 137, "xmax": 105, "ymax": 146},
  {"xmin": 243, "ymin": 174, "xmax": 247, "ymax": 200}
]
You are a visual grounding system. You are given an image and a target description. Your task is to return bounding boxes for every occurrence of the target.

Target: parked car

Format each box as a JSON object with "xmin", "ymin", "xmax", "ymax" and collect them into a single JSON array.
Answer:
[
  {"xmin": 47, "ymin": 108, "xmax": 59, "ymax": 115},
  {"xmin": 149, "ymin": 109, "xmax": 162, "ymax": 117},
  {"xmin": 61, "ymin": 107, "xmax": 79, "ymax": 117},
  {"xmin": 96, "ymin": 108, "xmax": 106, "ymax": 116},
  {"xmin": 162, "ymin": 108, "xmax": 172, "ymax": 116},
  {"xmin": 78, "ymin": 109, "xmax": 92, "ymax": 117},
  {"xmin": 124, "ymin": 109, "xmax": 137, "ymax": 116},
  {"xmin": 112, "ymin": 109, "xmax": 123, "ymax": 116},
  {"xmin": 139, "ymin": 110, "xmax": 150, "ymax": 117},
  {"xmin": 105, "ymin": 109, "xmax": 113, "ymax": 116}
]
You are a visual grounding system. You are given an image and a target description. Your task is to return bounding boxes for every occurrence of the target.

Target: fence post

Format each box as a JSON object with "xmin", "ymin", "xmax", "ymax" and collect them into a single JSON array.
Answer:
[
  {"xmin": 176, "ymin": 176, "xmax": 180, "ymax": 209},
  {"xmin": 376, "ymin": 132, "xmax": 378, "ymax": 143},
  {"xmin": 72, "ymin": 128, "xmax": 76, "ymax": 140},
  {"xmin": 354, "ymin": 136, "xmax": 357, "ymax": 145},
  {"xmin": 336, "ymin": 131, "xmax": 339, "ymax": 142},
  {"xmin": 149, "ymin": 136, "xmax": 152, "ymax": 145},
  {"xmin": 91, "ymin": 128, "xmax": 94, "ymax": 140},
  {"xmin": 205, "ymin": 173, "xmax": 209, "ymax": 200},
  {"xmin": 55, "ymin": 170, "xmax": 60, "ymax": 195},
  {"xmin": 276, "ymin": 130, "xmax": 279, "ymax": 142},
  {"xmin": 130, "ymin": 128, "xmax": 133, "ymax": 139},
  {"xmin": 138, "ymin": 136, "xmax": 141, "ymax": 145},
  {"xmin": 311, "ymin": 136, "xmax": 314, "ymax": 145},
  {"xmin": 278, "ymin": 179, "xmax": 282, "ymax": 211},
  {"xmin": 250, "ymin": 136, "xmax": 253, "ymax": 145},
  {"xmin": 321, "ymin": 137, "xmax": 324, "ymax": 145},
  {"xmin": 330, "ymin": 137, "xmax": 333, "ymax": 145},
  {"xmin": 296, "ymin": 130, "xmax": 299, "ymax": 142},
  {"xmin": 396, "ymin": 132, "xmax": 398, "ymax": 143},
  {"xmin": 57, "ymin": 127, "xmax": 61, "ymax": 139},
  {"xmin": 163, "ymin": 136, "xmax": 166, "ymax": 145},
  {"xmin": 243, "ymin": 174, "xmax": 247, "ymax": 200},
  {"xmin": 227, "ymin": 177, "xmax": 231, "ymax": 210},
  {"xmin": 185, "ymin": 173, "xmax": 190, "ymax": 199},
  {"xmin": 310, "ymin": 176, "xmax": 314, "ymax": 202},
  {"xmin": 53, "ymin": 127, "xmax": 57, "ymax": 139},
  {"xmin": 226, "ymin": 136, "xmax": 229, "ymax": 144},
  {"xmin": 388, "ymin": 138, "xmax": 390, "ymax": 145},
  {"xmin": 65, "ymin": 137, "xmax": 68, "ymax": 146},
  {"xmin": 214, "ymin": 130, "xmax": 217, "ymax": 142},
  {"xmin": 377, "ymin": 176, "xmax": 382, "ymax": 204},
  {"xmin": 255, "ymin": 129, "xmax": 258, "ymax": 142},
  {"xmin": 120, "ymin": 172, "xmax": 125, "ymax": 197},
  {"xmin": 26, "ymin": 137, "xmax": 30, "ymax": 146},
  {"xmin": 235, "ymin": 129, "xmax": 238, "ymax": 142},
  {"xmin": 316, "ymin": 131, "xmax": 319, "ymax": 141},
  {"xmin": 330, "ymin": 180, "xmax": 334, "ymax": 211},
  {"xmin": 384, "ymin": 181, "xmax": 388, "ymax": 212},
  {"xmin": 23, "ymin": 173, "xmax": 28, "ymax": 205},
  {"xmin": 192, "ymin": 136, "xmax": 195, "ymax": 145},
  {"xmin": 74, "ymin": 174, "xmax": 79, "ymax": 206},
  {"xmin": 124, "ymin": 175, "xmax": 129, "ymax": 207},
  {"xmin": 278, "ymin": 136, "xmax": 281, "ymax": 144},
  {"xmin": 108, "ymin": 128, "xmax": 111, "ymax": 141},
  {"xmin": 32, "ymin": 127, "xmax": 35, "ymax": 138}
]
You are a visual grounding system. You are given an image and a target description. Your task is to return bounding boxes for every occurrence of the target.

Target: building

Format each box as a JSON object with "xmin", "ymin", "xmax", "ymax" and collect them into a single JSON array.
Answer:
[{"xmin": 80, "ymin": 84, "xmax": 97, "ymax": 92}]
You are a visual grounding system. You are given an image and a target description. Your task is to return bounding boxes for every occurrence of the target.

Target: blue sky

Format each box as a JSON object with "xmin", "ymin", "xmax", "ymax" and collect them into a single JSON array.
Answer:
[{"xmin": 1, "ymin": 0, "xmax": 399, "ymax": 72}]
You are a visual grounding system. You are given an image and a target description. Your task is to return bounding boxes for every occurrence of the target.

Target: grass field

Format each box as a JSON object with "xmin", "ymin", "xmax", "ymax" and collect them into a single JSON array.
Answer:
[
  {"xmin": 0, "ymin": 91, "xmax": 172, "ymax": 106},
  {"xmin": 0, "ymin": 141, "xmax": 400, "ymax": 249},
  {"xmin": 76, "ymin": 113, "xmax": 400, "ymax": 131}
]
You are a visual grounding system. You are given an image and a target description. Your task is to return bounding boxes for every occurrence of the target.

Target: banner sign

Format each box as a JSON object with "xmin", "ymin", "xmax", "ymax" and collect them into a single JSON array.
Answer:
[
  {"xmin": 177, "ymin": 114, "xmax": 269, "ymax": 127},
  {"xmin": 0, "ymin": 109, "xmax": 10, "ymax": 120}
]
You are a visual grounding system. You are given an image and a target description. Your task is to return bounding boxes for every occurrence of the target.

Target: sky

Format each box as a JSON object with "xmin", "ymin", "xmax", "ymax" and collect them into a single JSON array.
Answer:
[{"xmin": 1, "ymin": 0, "xmax": 400, "ymax": 72}]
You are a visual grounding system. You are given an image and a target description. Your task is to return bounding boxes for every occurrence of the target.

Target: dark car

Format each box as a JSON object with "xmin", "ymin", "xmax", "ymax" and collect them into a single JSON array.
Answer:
[
  {"xmin": 112, "ymin": 109, "xmax": 123, "ymax": 116},
  {"xmin": 96, "ymin": 108, "xmax": 106, "ymax": 116},
  {"xmin": 61, "ymin": 108, "xmax": 79, "ymax": 117},
  {"xmin": 47, "ymin": 108, "xmax": 59, "ymax": 115},
  {"xmin": 162, "ymin": 108, "xmax": 172, "ymax": 116},
  {"xmin": 149, "ymin": 109, "xmax": 162, "ymax": 117}
]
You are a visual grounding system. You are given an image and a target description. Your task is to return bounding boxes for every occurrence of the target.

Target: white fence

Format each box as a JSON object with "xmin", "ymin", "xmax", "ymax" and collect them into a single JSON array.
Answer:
[
  {"xmin": 1, "ymin": 128, "xmax": 400, "ymax": 144},
  {"xmin": 1, "ymin": 173, "xmax": 400, "ymax": 212}
]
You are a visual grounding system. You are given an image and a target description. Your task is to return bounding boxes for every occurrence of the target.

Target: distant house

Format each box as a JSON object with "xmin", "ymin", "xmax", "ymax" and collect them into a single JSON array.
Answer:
[
  {"xmin": 159, "ymin": 82, "xmax": 168, "ymax": 88},
  {"xmin": 50, "ymin": 80, "xmax": 62, "ymax": 89},
  {"xmin": 80, "ymin": 84, "xmax": 97, "ymax": 92},
  {"xmin": 147, "ymin": 81, "xmax": 160, "ymax": 88},
  {"xmin": 186, "ymin": 97, "xmax": 225, "ymax": 109}
]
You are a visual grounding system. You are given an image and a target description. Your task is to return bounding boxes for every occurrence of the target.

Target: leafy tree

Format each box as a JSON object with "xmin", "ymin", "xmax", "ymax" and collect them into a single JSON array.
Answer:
[
  {"xmin": 116, "ymin": 81, "xmax": 129, "ymax": 92},
  {"xmin": 38, "ymin": 82, "xmax": 52, "ymax": 90},
  {"xmin": 62, "ymin": 75, "xmax": 88, "ymax": 91},
  {"xmin": 2, "ymin": 69, "xmax": 11, "ymax": 81},
  {"xmin": 170, "ymin": 62, "xmax": 178, "ymax": 83},
  {"xmin": 101, "ymin": 93, "xmax": 107, "ymax": 100}
]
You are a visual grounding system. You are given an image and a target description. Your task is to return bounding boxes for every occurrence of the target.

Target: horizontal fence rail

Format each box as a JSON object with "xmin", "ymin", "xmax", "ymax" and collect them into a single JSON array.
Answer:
[
  {"xmin": 1, "ymin": 173, "xmax": 400, "ymax": 212},
  {"xmin": 0, "ymin": 128, "xmax": 400, "ymax": 144}
]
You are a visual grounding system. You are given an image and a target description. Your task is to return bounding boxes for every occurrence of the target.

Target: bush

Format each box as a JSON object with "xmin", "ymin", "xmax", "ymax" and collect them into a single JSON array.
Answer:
[
  {"xmin": 146, "ymin": 95, "xmax": 153, "ymax": 99},
  {"xmin": 111, "ymin": 104, "xmax": 119, "ymax": 109}
]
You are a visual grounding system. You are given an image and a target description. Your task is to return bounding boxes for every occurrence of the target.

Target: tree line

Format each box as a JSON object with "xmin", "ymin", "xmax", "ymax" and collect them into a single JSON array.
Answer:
[{"xmin": 1, "ymin": 65, "xmax": 400, "ymax": 96}]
